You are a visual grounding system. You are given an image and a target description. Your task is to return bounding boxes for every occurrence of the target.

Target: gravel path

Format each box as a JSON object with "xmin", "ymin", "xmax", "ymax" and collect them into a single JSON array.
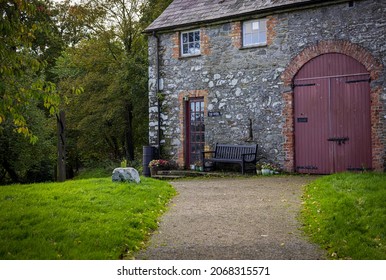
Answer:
[{"xmin": 135, "ymin": 176, "xmax": 326, "ymax": 260}]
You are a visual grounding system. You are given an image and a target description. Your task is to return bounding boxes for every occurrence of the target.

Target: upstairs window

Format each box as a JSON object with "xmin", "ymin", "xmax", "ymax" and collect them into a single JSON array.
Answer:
[
  {"xmin": 243, "ymin": 19, "xmax": 267, "ymax": 47},
  {"xmin": 181, "ymin": 30, "xmax": 200, "ymax": 56}
]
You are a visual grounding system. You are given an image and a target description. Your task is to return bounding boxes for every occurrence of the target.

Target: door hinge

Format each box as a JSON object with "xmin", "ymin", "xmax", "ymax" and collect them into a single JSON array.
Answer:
[
  {"xmin": 292, "ymin": 83, "xmax": 316, "ymax": 89},
  {"xmin": 346, "ymin": 78, "xmax": 371, "ymax": 84}
]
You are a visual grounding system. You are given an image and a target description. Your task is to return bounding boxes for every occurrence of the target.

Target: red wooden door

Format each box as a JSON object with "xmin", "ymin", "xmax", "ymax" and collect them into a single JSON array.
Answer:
[
  {"xmin": 294, "ymin": 54, "xmax": 372, "ymax": 174},
  {"xmin": 186, "ymin": 98, "xmax": 205, "ymax": 166},
  {"xmin": 330, "ymin": 74, "xmax": 372, "ymax": 172},
  {"xmin": 294, "ymin": 79, "xmax": 331, "ymax": 174}
]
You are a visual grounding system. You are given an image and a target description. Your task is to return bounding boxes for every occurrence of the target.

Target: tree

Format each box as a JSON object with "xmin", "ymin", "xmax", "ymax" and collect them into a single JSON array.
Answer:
[
  {"xmin": 0, "ymin": 0, "xmax": 91, "ymax": 183},
  {"xmin": 0, "ymin": 100, "xmax": 56, "ymax": 184},
  {"xmin": 50, "ymin": 0, "xmax": 173, "ymax": 174},
  {"xmin": 139, "ymin": 0, "xmax": 173, "ymax": 28},
  {"xmin": 53, "ymin": 37, "xmax": 125, "ymax": 164},
  {"xmin": 0, "ymin": 0, "xmax": 60, "ymax": 142},
  {"xmin": 77, "ymin": 0, "xmax": 143, "ymax": 161},
  {"xmin": 0, "ymin": 0, "xmax": 63, "ymax": 183},
  {"xmin": 47, "ymin": 0, "xmax": 97, "ymax": 181}
]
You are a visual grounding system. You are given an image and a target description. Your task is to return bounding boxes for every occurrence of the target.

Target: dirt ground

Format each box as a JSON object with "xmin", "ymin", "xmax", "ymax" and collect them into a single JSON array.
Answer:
[{"xmin": 135, "ymin": 176, "xmax": 326, "ymax": 260}]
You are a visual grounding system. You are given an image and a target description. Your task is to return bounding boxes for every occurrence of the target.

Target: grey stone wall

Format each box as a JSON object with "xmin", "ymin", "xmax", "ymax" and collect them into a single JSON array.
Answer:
[{"xmin": 148, "ymin": 0, "xmax": 386, "ymax": 170}]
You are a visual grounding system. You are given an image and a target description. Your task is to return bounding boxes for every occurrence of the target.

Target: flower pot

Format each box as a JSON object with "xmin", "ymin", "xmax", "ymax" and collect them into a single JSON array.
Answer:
[
  {"xmin": 261, "ymin": 169, "xmax": 271, "ymax": 176},
  {"xmin": 190, "ymin": 164, "xmax": 195, "ymax": 170},
  {"xmin": 256, "ymin": 169, "xmax": 262, "ymax": 175},
  {"xmin": 150, "ymin": 166, "xmax": 159, "ymax": 177},
  {"xmin": 195, "ymin": 165, "xmax": 203, "ymax": 171}
]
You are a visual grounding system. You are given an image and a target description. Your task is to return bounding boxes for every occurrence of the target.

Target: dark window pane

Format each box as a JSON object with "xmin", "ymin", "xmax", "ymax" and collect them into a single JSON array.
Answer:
[
  {"xmin": 183, "ymin": 44, "xmax": 188, "ymax": 54},
  {"xmin": 195, "ymin": 31, "xmax": 200, "ymax": 41}
]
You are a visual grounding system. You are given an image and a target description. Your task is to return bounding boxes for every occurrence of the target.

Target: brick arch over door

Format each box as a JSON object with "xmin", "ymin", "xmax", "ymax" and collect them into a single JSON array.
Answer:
[{"xmin": 281, "ymin": 40, "xmax": 384, "ymax": 172}]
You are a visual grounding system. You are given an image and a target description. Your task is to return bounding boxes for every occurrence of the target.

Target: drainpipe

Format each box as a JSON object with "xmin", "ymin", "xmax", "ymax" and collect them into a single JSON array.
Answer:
[{"xmin": 152, "ymin": 31, "xmax": 161, "ymax": 158}]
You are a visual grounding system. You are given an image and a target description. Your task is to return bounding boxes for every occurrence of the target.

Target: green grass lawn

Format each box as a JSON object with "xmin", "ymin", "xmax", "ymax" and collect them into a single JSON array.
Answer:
[
  {"xmin": 0, "ymin": 177, "xmax": 176, "ymax": 260},
  {"xmin": 301, "ymin": 172, "xmax": 386, "ymax": 259}
]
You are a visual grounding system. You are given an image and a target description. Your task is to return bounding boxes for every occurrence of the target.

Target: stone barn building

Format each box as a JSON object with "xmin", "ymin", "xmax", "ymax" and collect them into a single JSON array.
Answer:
[{"xmin": 145, "ymin": 0, "xmax": 386, "ymax": 174}]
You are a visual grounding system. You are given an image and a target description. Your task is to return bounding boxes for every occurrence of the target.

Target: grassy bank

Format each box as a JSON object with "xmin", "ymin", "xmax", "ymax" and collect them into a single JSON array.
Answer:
[
  {"xmin": 0, "ymin": 177, "xmax": 176, "ymax": 259},
  {"xmin": 301, "ymin": 172, "xmax": 386, "ymax": 259}
]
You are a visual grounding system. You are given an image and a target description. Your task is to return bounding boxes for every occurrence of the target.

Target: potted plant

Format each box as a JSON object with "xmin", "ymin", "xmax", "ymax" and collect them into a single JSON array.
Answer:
[
  {"xmin": 194, "ymin": 160, "xmax": 203, "ymax": 172},
  {"xmin": 256, "ymin": 163, "xmax": 263, "ymax": 175},
  {"xmin": 261, "ymin": 162, "xmax": 280, "ymax": 175},
  {"xmin": 148, "ymin": 159, "xmax": 170, "ymax": 177},
  {"xmin": 261, "ymin": 163, "xmax": 274, "ymax": 175}
]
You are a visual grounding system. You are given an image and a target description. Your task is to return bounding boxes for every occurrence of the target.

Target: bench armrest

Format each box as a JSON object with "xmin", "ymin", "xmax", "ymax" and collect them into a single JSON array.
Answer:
[
  {"xmin": 241, "ymin": 152, "xmax": 256, "ymax": 156},
  {"xmin": 242, "ymin": 152, "xmax": 257, "ymax": 162},
  {"xmin": 242, "ymin": 152, "xmax": 257, "ymax": 158}
]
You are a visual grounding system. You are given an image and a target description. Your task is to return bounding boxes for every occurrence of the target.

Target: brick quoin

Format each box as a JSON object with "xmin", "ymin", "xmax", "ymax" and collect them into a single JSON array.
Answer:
[
  {"xmin": 231, "ymin": 21, "xmax": 242, "ymax": 49},
  {"xmin": 171, "ymin": 32, "xmax": 180, "ymax": 59},
  {"xmin": 267, "ymin": 15, "xmax": 278, "ymax": 46},
  {"xmin": 282, "ymin": 40, "xmax": 384, "ymax": 172},
  {"xmin": 200, "ymin": 29, "xmax": 211, "ymax": 56},
  {"xmin": 282, "ymin": 91, "xmax": 295, "ymax": 172},
  {"xmin": 371, "ymin": 87, "xmax": 384, "ymax": 171}
]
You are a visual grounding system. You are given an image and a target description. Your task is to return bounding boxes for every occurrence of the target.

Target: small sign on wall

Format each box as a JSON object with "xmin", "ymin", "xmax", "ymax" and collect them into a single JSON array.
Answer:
[
  {"xmin": 297, "ymin": 117, "xmax": 308, "ymax": 123},
  {"xmin": 208, "ymin": 111, "xmax": 222, "ymax": 117}
]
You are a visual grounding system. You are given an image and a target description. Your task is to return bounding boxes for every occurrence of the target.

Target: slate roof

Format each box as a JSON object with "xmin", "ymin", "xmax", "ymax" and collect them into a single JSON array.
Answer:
[{"xmin": 145, "ymin": 0, "xmax": 335, "ymax": 33}]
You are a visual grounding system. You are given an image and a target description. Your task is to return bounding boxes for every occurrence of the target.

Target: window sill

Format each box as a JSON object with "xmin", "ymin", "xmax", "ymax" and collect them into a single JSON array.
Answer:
[
  {"xmin": 240, "ymin": 44, "xmax": 267, "ymax": 50},
  {"xmin": 179, "ymin": 54, "xmax": 202, "ymax": 59}
]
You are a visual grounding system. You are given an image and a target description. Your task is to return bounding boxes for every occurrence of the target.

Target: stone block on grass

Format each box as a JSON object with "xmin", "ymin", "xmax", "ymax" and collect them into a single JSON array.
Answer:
[{"xmin": 112, "ymin": 167, "xmax": 140, "ymax": 183}]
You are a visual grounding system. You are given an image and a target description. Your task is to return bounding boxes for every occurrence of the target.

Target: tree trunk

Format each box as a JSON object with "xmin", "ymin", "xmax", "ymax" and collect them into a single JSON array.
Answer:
[
  {"xmin": 124, "ymin": 101, "xmax": 135, "ymax": 161},
  {"xmin": 2, "ymin": 159, "xmax": 19, "ymax": 183},
  {"xmin": 57, "ymin": 110, "xmax": 66, "ymax": 182}
]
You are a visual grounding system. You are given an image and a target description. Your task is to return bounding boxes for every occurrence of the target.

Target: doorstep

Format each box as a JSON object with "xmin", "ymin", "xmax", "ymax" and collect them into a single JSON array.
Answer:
[{"xmin": 150, "ymin": 170, "xmax": 245, "ymax": 180}]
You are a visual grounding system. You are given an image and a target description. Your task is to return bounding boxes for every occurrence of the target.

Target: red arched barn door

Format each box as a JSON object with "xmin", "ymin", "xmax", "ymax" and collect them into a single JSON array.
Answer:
[{"xmin": 294, "ymin": 53, "xmax": 372, "ymax": 174}]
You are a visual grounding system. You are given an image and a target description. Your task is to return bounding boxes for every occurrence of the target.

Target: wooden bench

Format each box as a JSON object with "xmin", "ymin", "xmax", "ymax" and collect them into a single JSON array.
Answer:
[{"xmin": 202, "ymin": 143, "xmax": 259, "ymax": 174}]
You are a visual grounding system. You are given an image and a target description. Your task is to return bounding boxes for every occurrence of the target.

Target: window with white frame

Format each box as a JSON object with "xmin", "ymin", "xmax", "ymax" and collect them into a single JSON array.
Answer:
[
  {"xmin": 243, "ymin": 19, "xmax": 267, "ymax": 47},
  {"xmin": 181, "ymin": 30, "xmax": 200, "ymax": 56}
]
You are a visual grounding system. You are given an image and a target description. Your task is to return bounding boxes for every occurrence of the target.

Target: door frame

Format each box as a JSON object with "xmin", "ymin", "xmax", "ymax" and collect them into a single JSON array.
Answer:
[
  {"xmin": 294, "ymin": 73, "xmax": 372, "ymax": 174},
  {"xmin": 281, "ymin": 41, "xmax": 383, "ymax": 173},
  {"xmin": 185, "ymin": 97, "xmax": 205, "ymax": 168},
  {"xmin": 177, "ymin": 90, "xmax": 208, "ymax": 169}
]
